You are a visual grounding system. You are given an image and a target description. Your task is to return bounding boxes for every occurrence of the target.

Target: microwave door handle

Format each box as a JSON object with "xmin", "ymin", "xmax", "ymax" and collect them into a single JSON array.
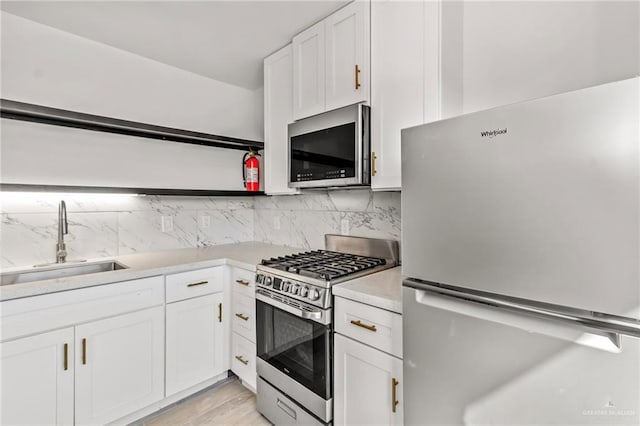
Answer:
[{"xmin": 256, "ymin": 291, "xmax": 325, "ymax": 322}]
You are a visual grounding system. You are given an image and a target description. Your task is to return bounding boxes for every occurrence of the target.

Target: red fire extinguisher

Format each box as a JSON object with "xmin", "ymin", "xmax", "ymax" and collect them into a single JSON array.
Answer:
[{"xmin": 242, "ymin": 150, "xmax": 260, "ymax": 192}]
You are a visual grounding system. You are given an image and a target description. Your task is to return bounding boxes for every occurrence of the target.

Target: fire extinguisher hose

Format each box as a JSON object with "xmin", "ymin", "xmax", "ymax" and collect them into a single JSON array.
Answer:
[{"xmin": 242, "ymin": 152, "xmax": 250, "ymax": 188}]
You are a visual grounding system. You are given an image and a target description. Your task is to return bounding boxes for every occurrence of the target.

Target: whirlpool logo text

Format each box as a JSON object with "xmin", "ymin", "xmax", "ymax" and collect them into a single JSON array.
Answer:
[{"xmin": 480, "ymin": 128, "xmax": 508, "ymax": 138}]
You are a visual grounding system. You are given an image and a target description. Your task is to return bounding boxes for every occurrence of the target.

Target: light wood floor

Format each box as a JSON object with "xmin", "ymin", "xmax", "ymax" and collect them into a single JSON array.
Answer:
[{"xmin": 134, "ymin": 379, "xmax": 271, "ymax": 426}]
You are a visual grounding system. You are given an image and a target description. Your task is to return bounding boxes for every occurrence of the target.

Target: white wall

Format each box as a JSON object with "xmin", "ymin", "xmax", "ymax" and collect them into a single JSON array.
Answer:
[
  {"xmin": 0, "ymin": 11, "xmax": 263, "ymax": 190},
  {"xmin": 1, "ymin": 118, "xmax": 247, "ymax": 190},
  {"xmin": 440, "ymin": 1, "xmax": 639, "ymax": 116},
  {"xmin": 0, "ymin": 12, "xmax": 263, "ymax": 140}
]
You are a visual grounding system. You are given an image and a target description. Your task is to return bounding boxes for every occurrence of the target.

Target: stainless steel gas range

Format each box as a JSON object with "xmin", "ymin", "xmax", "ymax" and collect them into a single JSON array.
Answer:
[{"xmin": 254, "ymin": 235, "xmax": 399, "ymax": 426}]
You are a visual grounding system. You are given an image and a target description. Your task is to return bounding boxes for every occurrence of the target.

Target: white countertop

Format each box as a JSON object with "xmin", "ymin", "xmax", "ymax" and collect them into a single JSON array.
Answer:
[
  {"xmin": 0, "ymin": 242, "xmax": 299, "ymax": 301},
  {"xmin": 332, "ymin": 266, "xmax": 403, "ymax": 314}
]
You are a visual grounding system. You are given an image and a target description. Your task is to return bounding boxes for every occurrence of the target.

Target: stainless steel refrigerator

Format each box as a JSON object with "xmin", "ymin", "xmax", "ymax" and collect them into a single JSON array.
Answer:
[{"xmin": 401, "ymin": 77, "xmax": 640, "ymax": 425}]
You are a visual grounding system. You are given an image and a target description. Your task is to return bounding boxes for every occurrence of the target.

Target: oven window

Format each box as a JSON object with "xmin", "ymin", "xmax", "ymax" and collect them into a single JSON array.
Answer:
[
  {"xmin": 290, "ymin": 122, "xmax": 356, "ymax": 182},
  {"xmin": 256, "ymin": 300, "xmax": 332, "ymax": 399}
]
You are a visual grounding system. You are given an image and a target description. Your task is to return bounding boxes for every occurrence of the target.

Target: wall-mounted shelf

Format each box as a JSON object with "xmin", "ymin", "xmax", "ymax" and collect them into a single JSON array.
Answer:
[
  {"xmin": 0, "ymin": 183, "xmax": 263, "ymax": 197},
  {"xmin": 0, "ymin": 99, "xmax": 264, "ymax": 152}
]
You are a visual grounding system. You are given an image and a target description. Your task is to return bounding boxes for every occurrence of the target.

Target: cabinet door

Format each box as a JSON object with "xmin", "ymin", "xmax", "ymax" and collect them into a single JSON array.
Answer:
[
  {"xmin": 1, "ymin": 328, "xmax": 74, "ymax": 425},
  {"xmin": 75, "ymin": 306, "xmax": 164, "ymax": 425},
  {"xmin": 166, "ymin": 293, "xmax": 225, "ymax": 396},
  {"xmin": 325, "ymin": 0, "xmax": 370, "ymax": 112},
  {"xmin": 334, "ymin": 333, "xmax": 403, "ymax": 426},
  {"xmin": 371, "ymin": 0, "xmax": 425, "ymax": 190},
  {"xmin": 292, "ymin": 20, "xmax": 325, "ymax": 120},
  {"xmin": 264, "ymin": 44, "xmax": 299, "ymax": 195}
]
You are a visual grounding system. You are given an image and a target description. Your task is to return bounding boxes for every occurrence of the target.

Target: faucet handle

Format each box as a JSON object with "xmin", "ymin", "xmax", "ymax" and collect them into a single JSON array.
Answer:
[{"xmin": 60, "ymin": 200, "xmax": 69, "ymax": 235}]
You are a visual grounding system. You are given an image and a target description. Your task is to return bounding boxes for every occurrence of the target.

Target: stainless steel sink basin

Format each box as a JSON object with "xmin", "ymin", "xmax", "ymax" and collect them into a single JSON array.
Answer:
[{"xmin": 0, "ymin": 260, "xmax": 128, "ymax": 286}]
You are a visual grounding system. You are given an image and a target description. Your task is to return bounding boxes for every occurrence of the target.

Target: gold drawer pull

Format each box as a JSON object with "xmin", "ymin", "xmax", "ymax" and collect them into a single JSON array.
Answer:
[
  {"xmin": 235, "ymin": 279, "xmax": 250, "ymax": 286},
  {"xmin": 235, "ymin": 313, "xmax": 249, "ymax": 321},
  {"xmin": 371, "ymin": 151, "xmax": 377, "ymax": 176},
  {"xmin": 187, "ymin": 280, "xmax": 208, "ymax": 287},
  {"xmin": 350, "ymin": 319, "xmax": 377, "ymax": 332},
  {"xmin": 355, "ymin": 64, "xmax": 361, "ymax": 89},
  {"xmin": 235, "ymin": 355, "xmax": 249, "ymax": 365},
  {"xmin": 82, "ymin": 338, "xmax": 87, "ymax": 365},
  {"xmin": 392, "ymin": 377, "xmax": 399, "ymax": 413},
  {"xmin": 63, "ymin": 343, "xmax": 68, "ymax": 371},
  {"xmin": 218, "ymin": 303, "xmax": 223, "ymax": 323}
]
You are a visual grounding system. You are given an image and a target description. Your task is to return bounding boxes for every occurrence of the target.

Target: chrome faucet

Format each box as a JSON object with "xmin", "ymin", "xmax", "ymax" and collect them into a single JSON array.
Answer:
[{"xmin": 56, "ymin": 200, "xmax": 68, "ymax": 263}]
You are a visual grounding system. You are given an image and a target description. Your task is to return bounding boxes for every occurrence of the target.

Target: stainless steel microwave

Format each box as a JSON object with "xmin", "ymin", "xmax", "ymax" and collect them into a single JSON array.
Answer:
[{"xmin": 288, "ymin": 103, "xmax": 370, "ymax": 189}]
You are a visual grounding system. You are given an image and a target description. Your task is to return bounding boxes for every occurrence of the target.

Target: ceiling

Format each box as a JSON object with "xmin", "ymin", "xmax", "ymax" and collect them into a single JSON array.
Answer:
[{"xmin": 0, "ymin": 0, "xmax": 348, "ymax": 90}]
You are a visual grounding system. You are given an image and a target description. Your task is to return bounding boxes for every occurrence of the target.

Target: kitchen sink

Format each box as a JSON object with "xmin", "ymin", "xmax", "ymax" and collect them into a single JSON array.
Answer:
[{"xmin": 0, "ymin": 260, "xmax": 128, "ymax": 286}]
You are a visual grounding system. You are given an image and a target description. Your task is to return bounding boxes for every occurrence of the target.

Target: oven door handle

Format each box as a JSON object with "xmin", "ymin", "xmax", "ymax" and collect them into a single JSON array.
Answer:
[{"xmin": 256, "ymin": 291, "xmax": 329, "ymax": 324}]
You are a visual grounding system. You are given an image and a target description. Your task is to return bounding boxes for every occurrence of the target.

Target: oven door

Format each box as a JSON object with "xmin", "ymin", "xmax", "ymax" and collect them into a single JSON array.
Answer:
[{"xmin": 256, "ymin": 298, "xmax": 332, "ymax": 400}]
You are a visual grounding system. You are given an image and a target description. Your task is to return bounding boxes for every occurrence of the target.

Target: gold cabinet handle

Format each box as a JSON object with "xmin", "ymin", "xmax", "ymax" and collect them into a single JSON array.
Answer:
[
  {"xmin": 371, "ymin": 151, "xmax": 377, "ymax": 176},
  {"xmin": 187, "ymin": 280, "xmax": 208, "ymax": 287},
  {"xmin": 350, "ymin": 319, "xmax": 377, "ymax": 332},
  {"xmin": 235, "ymin": 312, "xmax": 249, "ymax": 321},
  {"xmin": 218, "ymin": 303, "xmax": 223, "ymax": 323},
  {"xmin": 355, "ymin": 64, "xmax": 361, "ymax": 89},
  {"xmin": 392, "ymin": 377, "xmax": 400, "ymax": 413},
  {"xmin": 235, "ymin": 355, "xmax": 249, "ymax": 365},
  {"xmin": 235, "ymin": 279, "xmax": 250, "ymax": 286},
  {"xmin": 63, "ymin": 343, "xmax": 68, "ymax": 371},
  {"xmin": 82, "ymin": 338, "xmax": 87, "ymax": 365}
]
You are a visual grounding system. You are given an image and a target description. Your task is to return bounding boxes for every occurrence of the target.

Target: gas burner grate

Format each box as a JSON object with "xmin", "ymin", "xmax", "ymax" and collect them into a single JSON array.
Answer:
[{"xmin": 261, "ymin": 250, "xmax": 386, "ymax": 280}]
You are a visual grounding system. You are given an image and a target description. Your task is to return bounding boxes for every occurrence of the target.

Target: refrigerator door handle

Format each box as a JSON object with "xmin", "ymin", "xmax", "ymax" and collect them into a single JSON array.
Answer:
[{"xmin": 406, "ymin": 279, "xmax": 640, "ymax": 353}]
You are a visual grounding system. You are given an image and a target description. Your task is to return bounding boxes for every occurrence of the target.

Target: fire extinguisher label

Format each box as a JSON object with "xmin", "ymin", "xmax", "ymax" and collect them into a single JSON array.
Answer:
[{"xmin": 247, "ymin": 168, "xmax": 258, "ymax": 183}]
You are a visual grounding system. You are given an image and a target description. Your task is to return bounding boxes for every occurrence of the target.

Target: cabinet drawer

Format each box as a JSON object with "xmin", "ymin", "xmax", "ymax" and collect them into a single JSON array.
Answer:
[
  {"xmin": 257, "ymin": 376, "xmax": 324, "ymax": 426},
  {"xmin": 231, "ymin": 332, "xmax": 256, "ymax": 390},
  {"xmin": 232, "ymin": 293, "xmax": 256, "ymax": 343},
  {"xmin": 231, "ymin": 267, "xmax": 255, "ymax": 297},
  {"xmin": 335, "ymin": 296, "xmax": 403, "ymax": 358},
  {"xmin": 1, "ymin": 276, "xmax": 164, "ymax": 342},
  {"xmin": 166, "ymin": 267, "xmax": 223, "ymax": 303}
]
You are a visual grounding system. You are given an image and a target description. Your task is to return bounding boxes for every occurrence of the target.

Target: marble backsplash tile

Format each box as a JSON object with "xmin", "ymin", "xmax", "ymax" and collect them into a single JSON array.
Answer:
[
  {"xmin": 253, "ymin": 189, "xmax": 401, "ymax": 249},
  {"xmin": 0, "ymin": 195, "xmax": 255, "ymax": 268},
  {"xmin": 198, "ymin": 209, "xmax": 254, "ymax": 246},
  {"xmin": 0, "ymin": 190, "xmax": 400, "ymax": 268}
]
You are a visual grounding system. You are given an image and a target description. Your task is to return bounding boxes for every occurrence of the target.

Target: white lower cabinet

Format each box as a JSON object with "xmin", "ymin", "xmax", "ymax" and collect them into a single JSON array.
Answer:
[
  {"xmin": 231, "ymin": 332, "xmax": 257, "ymax": 390},
  {"xmin": 74, "ymin": 306, "xmax": 165, "ymax": 425},
  {"xmin": 0, "ymin": 327, "xmax": 74, "ymax": 426},
  {"xmin": 0, "ymin": 265, "xmax": 248, "ymax": 424},
  {"xmin": 232, "ymin": 292, "xmax": 255, "ymax": 342},
  {"xmin": 166, "ymin": 292, "xmax": 226, "ymax": 396},
  {"xmin": 229, "ymin": 266, "xmax": 257, "ymax": 391},
  {"xmin": 334, "ymin": 333, "xmax": 403, "ymax": 426}
]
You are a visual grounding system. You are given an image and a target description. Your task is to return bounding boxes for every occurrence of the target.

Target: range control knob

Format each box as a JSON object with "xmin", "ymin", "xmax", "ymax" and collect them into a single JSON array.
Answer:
[
  {"xmin": 300, "ymin": 286, "xmax": 309, "ymax": 298},
  {"xmin": 255, "ymin": 274, "xmax": 264, "ymax": 284},
  {"xmin": 292, "ymin": 284, "xmax": 301, "ymax": 295},
  {"xmin": 264, "ymin": 276, "xmax": 272, "ymax": 286},
  {"xmin": 283, "ymin": 281, "xmax": 291, "ymax": 292},
  {"xmin": 309, "ymin": 288, "xmax": 321, "ymax": 301}
]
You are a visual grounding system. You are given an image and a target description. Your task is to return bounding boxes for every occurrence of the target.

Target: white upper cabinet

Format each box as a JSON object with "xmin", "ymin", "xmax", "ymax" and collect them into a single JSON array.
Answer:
[
  {"xmin": 325, "ymin": 0, "xmax": 370, "ymax": 112},
  {"xmin": 292, "ymin": 1, "xmax": 370, "ymax": 121},
  {"xmin": 264, "ymin": 44, "xmax": 299, "ymax": 195},
  {"xmin": 370, "ymin": 0, "xmax": 425, "ymax": 190},
  {"xmin": 292, "ymin": 22, "xmax": 326, "ymax": 120}
]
